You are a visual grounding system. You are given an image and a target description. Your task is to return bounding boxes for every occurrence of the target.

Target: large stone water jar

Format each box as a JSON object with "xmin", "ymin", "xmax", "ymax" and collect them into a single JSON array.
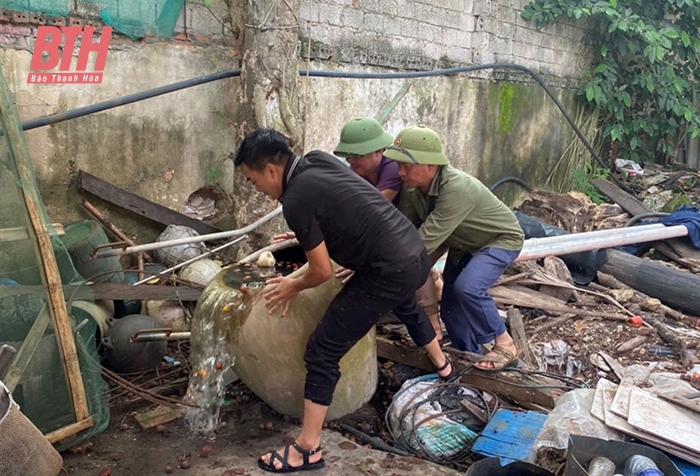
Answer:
[{"xmin": 187, "ymin": 262, "xmax": 377, "ymax": 421}]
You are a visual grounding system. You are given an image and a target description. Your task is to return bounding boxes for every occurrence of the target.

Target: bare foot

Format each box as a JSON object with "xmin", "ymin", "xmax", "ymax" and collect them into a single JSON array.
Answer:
[{"xmin": 259, "ymin": 441, "xmax": 322, "ymax": 471}]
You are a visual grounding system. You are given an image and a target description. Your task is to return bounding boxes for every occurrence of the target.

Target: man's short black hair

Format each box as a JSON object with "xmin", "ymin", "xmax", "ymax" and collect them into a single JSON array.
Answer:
[{"xmin": 233, "ymin": 128, "xmax": 293, "ymax": 171}]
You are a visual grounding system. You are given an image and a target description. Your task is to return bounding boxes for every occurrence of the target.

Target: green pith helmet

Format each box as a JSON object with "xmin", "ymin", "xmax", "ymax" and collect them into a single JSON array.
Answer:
[
  {"xmin": 383, "ymin": 125, "xmax": 449, "ymax": 165},
  {"xmin": 334, "ymin": 117, "xmax": 395, "ymax": 157}
]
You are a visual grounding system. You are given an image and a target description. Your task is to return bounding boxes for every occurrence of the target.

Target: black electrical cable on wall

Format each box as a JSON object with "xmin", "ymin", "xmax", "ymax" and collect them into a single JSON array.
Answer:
[
  {"xmin": 299, "ymin": 63, "xmax": 630, "ymax": 192},
  {"xmin": 18, "ymin": 62, "xmax": 628, "ymax": 191}
]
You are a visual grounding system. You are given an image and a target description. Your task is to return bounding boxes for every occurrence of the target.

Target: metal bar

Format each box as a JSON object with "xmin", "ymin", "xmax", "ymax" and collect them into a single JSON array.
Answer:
[
  {"xmin": 97, "ymin": 206, "xmax": 282, "ymax": 258},
  {"xmin": 132, "ymin": 235, "xmax": 247, "ymax": 285},
  {"xmin": 131, "ymin": 330, "xmax": 191, "ymax": 342},
  {"xmin": 517, "ymin": 225, "xmax": 688, "ymax": 262}
]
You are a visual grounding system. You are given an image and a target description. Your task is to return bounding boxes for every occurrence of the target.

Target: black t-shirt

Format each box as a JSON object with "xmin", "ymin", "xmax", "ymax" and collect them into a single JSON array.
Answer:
[{"xmin": 280, "ymin": 151, "xmax": 426, "ymax": 274}]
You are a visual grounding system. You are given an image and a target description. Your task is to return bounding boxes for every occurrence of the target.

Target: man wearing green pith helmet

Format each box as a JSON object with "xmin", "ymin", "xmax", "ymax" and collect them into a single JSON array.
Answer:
[
  {"xmin": 384, "ymin": 125, "xmax": 525, "ymax": 371},
  {"xmin": 333, "ymin": 117, "xmax": 403, "ymax": 204},
  {"xmin": 331, "ymin": 117, "xmax": 446, "ymax": 341}
]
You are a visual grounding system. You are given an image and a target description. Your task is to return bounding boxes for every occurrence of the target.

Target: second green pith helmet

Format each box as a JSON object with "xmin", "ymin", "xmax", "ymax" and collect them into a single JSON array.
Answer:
[
  {"xmin": 383, "ymin": 125, "xmax": 449, "ymax": 165},
  {"xmin": 334, "ymin": 117, "xmax": 395, "ymax": 157}
]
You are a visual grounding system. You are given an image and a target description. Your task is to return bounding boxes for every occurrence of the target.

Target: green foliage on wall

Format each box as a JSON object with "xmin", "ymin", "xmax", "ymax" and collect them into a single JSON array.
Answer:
[{"xmin": 522, "ymin": 0, "xmax": 700, "ymax": 164}]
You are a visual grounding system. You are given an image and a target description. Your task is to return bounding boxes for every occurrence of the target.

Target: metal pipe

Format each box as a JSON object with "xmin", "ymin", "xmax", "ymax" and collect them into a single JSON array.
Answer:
[
  {"xmin": 522, "ymin": 223, "xmax": 666, "ymax": 247},
  {"xmin": 131, "ymin": 329, "xmax": 191, "ymax": 342},
  {"xmin": 516, "ymin": 225, "xmax": 688, "ymax": 262},
  {"xmin": 132, "ymin": 235, "xmax": 247, "ymax": 285},
  {"xmin": 20, "ymin": 70, "xmax": 242, "ymax": 131},
  {"xmin": 97, "ymin": 206, "xmax": 283, "ymax": 258}
]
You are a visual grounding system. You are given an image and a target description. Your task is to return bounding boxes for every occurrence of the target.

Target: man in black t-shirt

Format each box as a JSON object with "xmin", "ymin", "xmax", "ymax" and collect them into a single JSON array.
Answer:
[{"xmin": 234, "ymin": 129, "xmax": 454, "ymax": 473}]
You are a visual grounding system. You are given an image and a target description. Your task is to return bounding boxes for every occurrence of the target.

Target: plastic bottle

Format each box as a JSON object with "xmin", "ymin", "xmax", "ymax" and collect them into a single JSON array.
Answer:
[
  {"xmin": 624, "ymin": 455, "xmax": 664, "ymax": 476},
  {"xmin": 588, "ymin": 456, "xmax": 616, "ymax": 476}
]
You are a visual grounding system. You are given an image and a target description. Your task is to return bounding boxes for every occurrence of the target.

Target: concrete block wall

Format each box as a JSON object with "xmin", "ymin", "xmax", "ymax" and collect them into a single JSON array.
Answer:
[{"xmin": 299, "ymin": 0, "xmax": 591, "ymax": 79}]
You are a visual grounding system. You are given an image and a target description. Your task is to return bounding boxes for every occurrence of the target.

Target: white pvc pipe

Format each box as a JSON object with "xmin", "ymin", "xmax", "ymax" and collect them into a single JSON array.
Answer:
[
  {"xmin": 96, "ymin": 206, "xmax": 283, "ymax": 258},
  {"xmin": 523, "ymin": 223, "xmax": 666, "ymax": 247},
  {"xmin": 516, "ymin": 224, "xmax": 688, "ymax": 261},
  {"xmin": 131, "ymin": 235, "xmax": 247, "ymax": 285}
]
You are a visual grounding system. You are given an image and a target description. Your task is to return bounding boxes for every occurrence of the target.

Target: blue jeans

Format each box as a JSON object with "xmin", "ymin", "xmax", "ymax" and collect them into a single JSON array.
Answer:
[{"xmin": 441, "ymin": 247, "xmax": 520, "ymax": 353}]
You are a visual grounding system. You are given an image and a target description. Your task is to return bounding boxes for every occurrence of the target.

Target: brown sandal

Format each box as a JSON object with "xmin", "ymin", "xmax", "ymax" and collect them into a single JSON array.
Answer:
[{"xmin": 474, "ymin": 345, "xmax": 518, "ymax": 372}]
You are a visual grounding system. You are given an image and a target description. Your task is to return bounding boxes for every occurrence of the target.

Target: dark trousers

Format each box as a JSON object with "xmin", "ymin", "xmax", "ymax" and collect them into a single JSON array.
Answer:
[
  {"xmin": 304, "ymin": 250, "xmax": 436, "ymax": 406},
  {"xmin": 441, "ymin": 247, "xmax": 520, "ymax": 353}
]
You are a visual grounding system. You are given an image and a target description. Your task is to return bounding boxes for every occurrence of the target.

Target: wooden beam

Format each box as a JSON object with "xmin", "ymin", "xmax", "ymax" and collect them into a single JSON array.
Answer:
[
  {"xmin": 591, "ymin": 178, "xmax": 648, "ymax": 216},
  {"xmin": 376, "ymin": 336, "xmax": 560, "ymax": 409},
  {"xmin": 507, "ymin": 308, "xmax": 533, "ymax": 366},
  {"xmin": 0, "ymin": 283, "xmax": 203, "ymax": 301},
  {"xmin": 0, "ymin": 70, "xmax": 89, "ymax": 422},
  {"xmin": 77, "ymin": 170, "xmax": 222, "ymax": 236},
  {"xmin": 45, "ymin": 417, "xmax": 94, "ymax": 444}
]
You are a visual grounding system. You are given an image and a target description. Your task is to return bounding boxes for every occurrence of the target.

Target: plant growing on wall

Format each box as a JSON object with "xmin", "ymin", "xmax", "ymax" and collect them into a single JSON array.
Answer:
[{"xmin": 522, "ymin": 0, "xmax": 700, "ymax": 165}]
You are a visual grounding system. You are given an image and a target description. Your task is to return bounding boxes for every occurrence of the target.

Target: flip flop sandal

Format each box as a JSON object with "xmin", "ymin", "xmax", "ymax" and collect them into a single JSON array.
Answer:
[
  {"xmin": 474, "ymin": 345, "xmax": 518, "ymax": 373},
  {"xmin": 258, "ymin": 442, "xmax": 325, "ymax": 473}
]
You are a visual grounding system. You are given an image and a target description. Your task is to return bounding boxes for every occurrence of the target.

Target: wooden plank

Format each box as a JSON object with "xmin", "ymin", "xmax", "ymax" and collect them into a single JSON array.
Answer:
[
  {"xmin": 591, "ymin": 178, "xmax": 649, "ymax": 216},
  {"xmin": 0, "ymin": 283, "xmax": 202, "ymax": 301},
  {"xmin": 376, "ymin": 336, "xmax": 560, "ymax": 409},
  {"xmin": 133, "ymin": 405, "xmax": 183, "ymax": 429},
  {"xmin": 627, "ymin": 388, "xmax": 700, "ymax": 454},
  {"xmin": 472, "ymin": 409, "xmax": 548, "ymax": 464},
  {"xmin": 78, "ymin": 170, "xmax": 221, "ymax": 236},
  {"xmin": 491, "ymin": 284, "xmax": 629, "ymax": 321},
  {"xmin": 506, "ymin": 308, "xmax": 532, "ymax": 366},
  {"xmin": 489, "ymin": 284, "xmax": 567, "ymax": 309},
  {"xmin": 0, "ymin": 71, "xmax": 89, "ymax": 422},
  {"xmin": 45, "ymin": 417, "xmax": 94, "ymax": 444}
]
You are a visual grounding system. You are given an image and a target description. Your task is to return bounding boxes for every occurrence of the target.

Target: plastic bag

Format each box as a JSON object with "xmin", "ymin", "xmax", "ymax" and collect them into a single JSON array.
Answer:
[
  {"xmin": 387, "ymin": 374, "xmax": 483, "ymax": 460},
  {"xmin": 528, "ymin": 389, "xmax": 626, "ymax": 461}
]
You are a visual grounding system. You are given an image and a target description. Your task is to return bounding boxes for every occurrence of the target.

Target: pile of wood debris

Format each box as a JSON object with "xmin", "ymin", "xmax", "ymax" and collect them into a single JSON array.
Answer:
[{"xmin": 495, "ymin": 184, "xmax": 700, "ymax": 385}]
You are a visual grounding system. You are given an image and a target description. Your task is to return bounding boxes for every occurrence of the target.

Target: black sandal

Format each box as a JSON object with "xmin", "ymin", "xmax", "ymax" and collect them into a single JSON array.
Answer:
[
  {"xmin": 436, "ymin": 356, "xmax": 457, "ymax": 382},
  {"xmin": 257, "ymin": 441, "xmax": 325, "ymax": 473}
]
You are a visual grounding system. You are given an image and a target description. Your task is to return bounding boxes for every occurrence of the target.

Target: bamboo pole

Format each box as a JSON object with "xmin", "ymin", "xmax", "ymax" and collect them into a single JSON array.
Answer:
[
  {"xmin": 45, "ymin": 417, "xmax": 94, "ymax": 444},
  {"xmin": 82, "ymin": 198, "xmax": 152, "ymax": 262},
  {"xmin": 0, "ymin": 68, "xmax": 90, "ymax": 425}
]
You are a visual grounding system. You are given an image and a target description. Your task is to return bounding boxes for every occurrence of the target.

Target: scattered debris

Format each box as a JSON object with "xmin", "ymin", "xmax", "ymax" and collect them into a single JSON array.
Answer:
[{"xmin": 134, "ymin": 406, "xmax": 183, "ymax": 430}]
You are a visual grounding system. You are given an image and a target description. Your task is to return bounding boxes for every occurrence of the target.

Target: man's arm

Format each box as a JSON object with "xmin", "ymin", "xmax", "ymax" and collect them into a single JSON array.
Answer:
[
  {"xmin": 418, "ymin": 185, "xmax": 475, "ymax": 254},
  {"xmin": 292, "ymin": 241, "xmax": 333, "ymax": 292},
  {"xmin": 380, "ymin": 189, "xmax": 399, "ymax": 202}
]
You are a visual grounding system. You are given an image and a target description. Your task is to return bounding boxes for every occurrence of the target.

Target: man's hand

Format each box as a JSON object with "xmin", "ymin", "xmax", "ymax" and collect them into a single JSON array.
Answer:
[
  {"xmin": 271, "ymin": 231, "xmax": 296, "ymax": 244},
  {"xmin": 264, "ymin": 275, "xmax": 299, "ymax": 317},
  {"xmin": 335, "ymin": 266, "xmax": 355, "ymax": 284}
]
